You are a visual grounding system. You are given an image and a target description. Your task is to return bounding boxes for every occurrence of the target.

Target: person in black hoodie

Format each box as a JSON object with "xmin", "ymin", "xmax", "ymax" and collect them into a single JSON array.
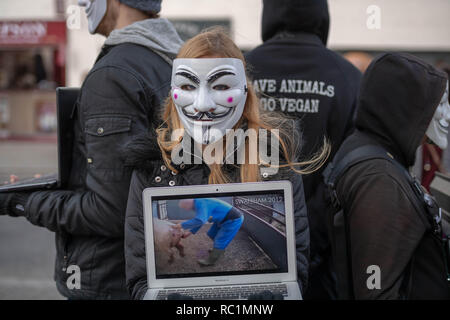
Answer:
[
  {"xmin": 330, "ymin": 53, "xmax": 450, "ymax": 299},
  {"xmin": 245, "ymin": 0, "xmax": 362, "ymax": 299}
]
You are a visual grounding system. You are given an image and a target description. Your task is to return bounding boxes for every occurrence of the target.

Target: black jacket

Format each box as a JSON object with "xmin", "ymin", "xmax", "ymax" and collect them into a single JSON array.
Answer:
[
  {"xmin": 333, "ymin": 53, "xmax": 450, "ymax": 299},
  {"xmin": 123, "ymin": 133, "xmax": 310, "ymax": 299},
  {"xmin": 245, "ymin": 0, "xmax": 361, "ymax": 298},
  {"xmin": 21, "ymin": 42, "xmax": 173, "ymax": 299}
]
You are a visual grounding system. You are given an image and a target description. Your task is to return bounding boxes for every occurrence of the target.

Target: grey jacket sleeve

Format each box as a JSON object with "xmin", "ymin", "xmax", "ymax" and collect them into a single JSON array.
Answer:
[
  {"xmin": 124, "ymin": 170, "xmax": 149, "ymax": 300},
  {"xmin": 290, "ymin": 173, "xmax": 310, "ymax": 293},
  {"xmin": 23, "ymin": 67, "xmax": 152, "ymax": 238}
]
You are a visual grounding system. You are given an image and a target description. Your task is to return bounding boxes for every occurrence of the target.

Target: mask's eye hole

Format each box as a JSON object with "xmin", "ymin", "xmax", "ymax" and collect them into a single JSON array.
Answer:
[
  {"xmin": 181, "ymin": 84, "xmax": 196, "ymax": 91},
  {"xmin": 213, "ymin": 84, "xmax": 230, "ymax": 91}
]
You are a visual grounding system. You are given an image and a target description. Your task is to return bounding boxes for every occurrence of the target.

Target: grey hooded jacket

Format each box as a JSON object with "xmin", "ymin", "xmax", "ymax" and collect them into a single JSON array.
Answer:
[{"xmin": 20, "ymin": 18, "xmax": 183, "ymax": 299}]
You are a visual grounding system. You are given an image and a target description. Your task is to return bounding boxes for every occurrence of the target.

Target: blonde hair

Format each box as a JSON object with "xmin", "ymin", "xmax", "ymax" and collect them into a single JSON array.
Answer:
[{"xmin": 157, "ymin": 27, "xmax": 330, "ymax": 184}]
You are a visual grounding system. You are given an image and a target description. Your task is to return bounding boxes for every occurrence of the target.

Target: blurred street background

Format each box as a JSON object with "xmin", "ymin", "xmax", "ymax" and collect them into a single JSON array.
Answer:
[{"xmin": 0, "ymin": 215, "xmax": 62, "ymax": 299}]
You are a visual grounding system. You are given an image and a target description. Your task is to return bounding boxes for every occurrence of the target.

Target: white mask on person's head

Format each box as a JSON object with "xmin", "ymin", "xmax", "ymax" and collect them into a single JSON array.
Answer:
[
  {"xmin": 78, "ymin": 0, "xmax": 107, "ymax": 34},
  {"xmin": 171, "ymin": 58, "xmax": 248, "ymax": 145},
  {"xmin": 426, "ymin": 81, "xmax": 450, "ymax": 149}
]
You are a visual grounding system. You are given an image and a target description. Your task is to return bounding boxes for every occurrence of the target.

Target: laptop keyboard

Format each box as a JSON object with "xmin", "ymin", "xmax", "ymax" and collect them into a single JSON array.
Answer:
[{"xmin": 156, "ymin": 283, "xmax": 288, "ymax": 300}]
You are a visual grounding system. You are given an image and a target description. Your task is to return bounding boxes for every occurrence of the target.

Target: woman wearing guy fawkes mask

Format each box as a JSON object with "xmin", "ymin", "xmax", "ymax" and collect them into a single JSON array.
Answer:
[{"xmin": 123, "ymin": 28, "xmax": 330, "ymax": 300}]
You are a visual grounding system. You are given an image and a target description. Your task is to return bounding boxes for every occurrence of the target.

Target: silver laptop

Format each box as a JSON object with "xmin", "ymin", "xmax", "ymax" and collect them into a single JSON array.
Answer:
[{"xmin": 142, "ymin": 181, "xmax": 302, "ymax": 300}]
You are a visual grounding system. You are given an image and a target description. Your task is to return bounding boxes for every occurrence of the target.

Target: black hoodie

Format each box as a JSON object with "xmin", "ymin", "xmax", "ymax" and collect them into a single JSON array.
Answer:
[
  {"xmin": 245, "ymin": 0, "xmax": 362, "ymax": 299},
  {"xmin": 355, "ymin": 53, "xmax": 447, "ymax": 167},
  {"xmin": 261, "ymin": 0, "xmax": 329, "ymax": 45},
  {"xmin": 332, "ymin": 53, "xmax": 449, "ymax": 299}
]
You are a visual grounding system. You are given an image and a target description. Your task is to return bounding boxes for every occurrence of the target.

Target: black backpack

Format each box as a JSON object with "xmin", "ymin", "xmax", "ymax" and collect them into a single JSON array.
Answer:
[{"xmin": 323, "ymin": 144, "xmax": 450, "ymax": 299}]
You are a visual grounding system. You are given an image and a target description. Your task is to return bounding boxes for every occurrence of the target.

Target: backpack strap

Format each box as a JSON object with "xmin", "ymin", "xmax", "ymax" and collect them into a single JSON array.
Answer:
[{"xmin": 325, "ymin": 145, "xmax": 395, "ymax": 189}]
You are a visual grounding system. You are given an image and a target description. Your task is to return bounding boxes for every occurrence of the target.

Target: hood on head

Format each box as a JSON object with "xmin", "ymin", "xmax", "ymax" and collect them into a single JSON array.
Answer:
[
  {"xmin": 262, "ymin": 0, "xmax": 329, "ymax": 44},
  {"xmin": 104, "ymin": 18, "xmax": 183, "ymax": 65},
  {"xmin": 356, "ymin": 53, "xmax": 448, "ymax": 167}
]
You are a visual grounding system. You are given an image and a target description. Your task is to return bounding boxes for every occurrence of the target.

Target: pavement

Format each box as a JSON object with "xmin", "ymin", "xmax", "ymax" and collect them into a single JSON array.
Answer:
[
  {"xmin": 0, "ymin": 141, "xmax": 63, "ymax": 300},
  {"xmin": 0, "ymin": 216, "xmax": 63, "ymax": 300}
]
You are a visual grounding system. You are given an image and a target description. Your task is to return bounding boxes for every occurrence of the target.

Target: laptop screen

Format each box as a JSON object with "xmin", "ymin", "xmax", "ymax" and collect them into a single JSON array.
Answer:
[{"xmin": 150, "ymin": 190, "xmax": 288, "ymax": 279}]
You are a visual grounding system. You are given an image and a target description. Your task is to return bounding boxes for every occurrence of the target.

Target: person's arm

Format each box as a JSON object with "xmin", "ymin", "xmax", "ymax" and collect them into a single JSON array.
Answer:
[
  {"xmin": 343, "ymin": 172, "xmax": 425, "ymax": 299},
  {"xmin": 125, "ymin": 170, "xmax": 150, "ymax": 300},
  {"xmin": 14, "ymin": 67, "xmax": 154, "ymax": 237},
  {"xmin": 180, "ymin": 200, "xmax": 209, "ymax": 234},
  {"xmin": 290, "ymin": 174, "xmax": 310, "ymax": 294}
]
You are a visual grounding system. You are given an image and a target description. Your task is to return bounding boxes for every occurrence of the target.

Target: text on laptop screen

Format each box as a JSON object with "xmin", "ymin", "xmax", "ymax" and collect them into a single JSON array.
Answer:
[{"xmin": 151, "ymin": 190, "xmax": 288, "ymax": 279}]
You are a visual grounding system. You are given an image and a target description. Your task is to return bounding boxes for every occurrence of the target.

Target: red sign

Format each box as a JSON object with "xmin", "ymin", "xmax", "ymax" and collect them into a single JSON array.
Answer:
[{"xmin": 0, "ymin": 21, "xmax": 66, "ymax": 46}]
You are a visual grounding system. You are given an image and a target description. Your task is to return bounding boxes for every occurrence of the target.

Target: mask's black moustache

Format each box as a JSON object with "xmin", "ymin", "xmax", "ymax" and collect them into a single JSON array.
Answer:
[{"xmin": 182, "ymin": 107, "xmax": 233, "ymax": 120}]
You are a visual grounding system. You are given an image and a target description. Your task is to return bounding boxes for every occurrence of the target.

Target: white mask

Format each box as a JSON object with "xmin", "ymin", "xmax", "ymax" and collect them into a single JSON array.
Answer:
[
  {"xmin": 426, "ymin": 81, "xmax": 450, "ymax": 149},
  {"xmin": 171, "ymin": 58, "xmax": 248, "ymax": 145},
  {"xmin": 78, "ymin": 0, "xmax": 107, "ymax": 34}
]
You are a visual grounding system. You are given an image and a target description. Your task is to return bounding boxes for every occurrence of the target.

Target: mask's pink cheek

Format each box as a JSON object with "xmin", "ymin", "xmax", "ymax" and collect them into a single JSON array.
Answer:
[
  {"xmin": 172, "ymin": 88, "xmax": 180, "ymax": 101},
  {"xmin": 227, "ymin": 97, "xmax": 234, "ymax": 103}
]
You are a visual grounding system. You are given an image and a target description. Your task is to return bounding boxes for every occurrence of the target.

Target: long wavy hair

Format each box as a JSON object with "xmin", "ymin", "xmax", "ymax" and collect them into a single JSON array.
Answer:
[{"xmin": 157, "ymin": 28, "xmax": 330, "ymax": 184}]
